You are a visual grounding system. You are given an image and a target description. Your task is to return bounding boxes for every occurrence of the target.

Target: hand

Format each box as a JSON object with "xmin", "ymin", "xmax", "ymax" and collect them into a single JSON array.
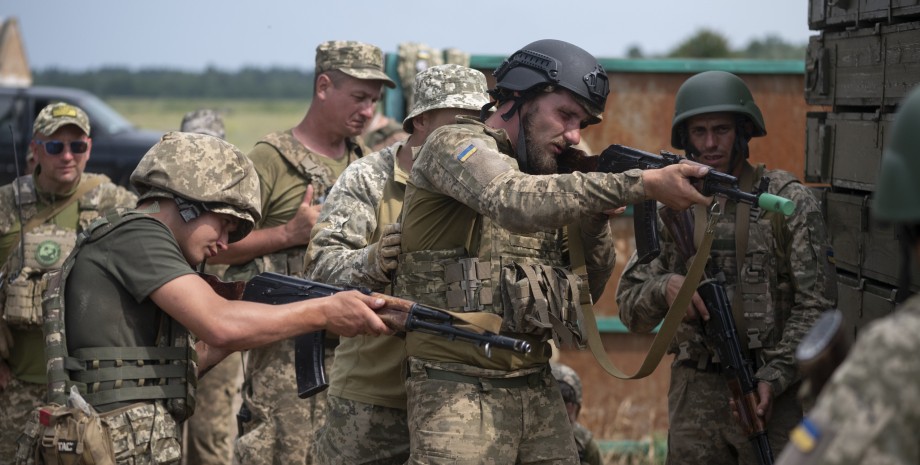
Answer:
[
  {"xmin": 642, "ymin": 161, "xmax": 712, "ymax": 210},
  {"xmin": 755, "ymin": 381, "xmax": 775, "ymax": 422},
  {"xmin": 283, "ymin": 185, "xmax": 323, "ymax": 247},
  {"xmin": 665, "ymin": 274, "xmax": 709, "ymax": 321},
  {"xmin": 0, "ymin": 318, "xmax": 12, "ymax": 359},
  {"xmin": 371, "ymin": 223, "xmax": 401, "ymax": 275},
  {"xmin": 320, "ymin": 291, "xmax": 391, "ymax": 337}
]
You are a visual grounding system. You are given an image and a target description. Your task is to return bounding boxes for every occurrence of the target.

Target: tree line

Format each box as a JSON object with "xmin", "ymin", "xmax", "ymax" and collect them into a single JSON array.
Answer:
[
  {"xmin": 34, "ymin": 66, "xmax": 315, "ymax": 99},
  {"xmin": 33, "ymin": 30, "xmax": 806, "ymax": 99}
]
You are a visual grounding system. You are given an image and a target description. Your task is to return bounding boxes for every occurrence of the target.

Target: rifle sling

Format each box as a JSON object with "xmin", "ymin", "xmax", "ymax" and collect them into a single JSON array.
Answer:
[
  {"xmin": 580, "ymin": 208, "xmax": 718, "ymax": 379},
  {"xmin": 731, "ymin": 162, "xmax": 764, "ymax": 340},
  {"xmin": 21, "ymin": 176, "xmax": 104, "ymax": 234}
]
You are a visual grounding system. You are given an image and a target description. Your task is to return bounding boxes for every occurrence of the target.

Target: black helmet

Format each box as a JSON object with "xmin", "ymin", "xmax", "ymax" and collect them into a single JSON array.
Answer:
[{"xmin": 492, "ymin": 39, "xmax": 609, "ymax": 125}]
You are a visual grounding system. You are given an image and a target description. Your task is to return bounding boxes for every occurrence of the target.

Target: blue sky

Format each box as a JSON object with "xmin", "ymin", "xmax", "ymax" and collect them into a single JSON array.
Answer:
[{"xmin": 5, "ymin": 1, "xmax": 814, "ymax": 71}]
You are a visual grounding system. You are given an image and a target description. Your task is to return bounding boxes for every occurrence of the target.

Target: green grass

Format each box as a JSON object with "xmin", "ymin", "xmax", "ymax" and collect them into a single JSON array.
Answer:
[{"xmin": 107, "ymin": 97, "xmax": 311, "ymax": 153}]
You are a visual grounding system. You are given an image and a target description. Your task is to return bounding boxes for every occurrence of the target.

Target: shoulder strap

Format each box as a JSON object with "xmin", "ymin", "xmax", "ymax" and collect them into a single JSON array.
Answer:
[
  {"xmin": 581, "ymin": 207, "xmax": 720, "ymax": 379},
  {"xmin": 730, "ymin": 162, "xmax": 763, "ymax": 337},
  {"xmin": 22, "ymin": 176, "xmax": 104, "ymax": 234}
]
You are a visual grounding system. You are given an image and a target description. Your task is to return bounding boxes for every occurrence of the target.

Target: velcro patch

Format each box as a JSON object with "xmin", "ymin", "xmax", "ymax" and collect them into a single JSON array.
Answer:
[
  {"xmin": 456, "ymin": 144, "xmax": 477, "ymax": 162},
  {"xmin": 51, "ymin": 105, "xmax": 78, "ymax": 118}
]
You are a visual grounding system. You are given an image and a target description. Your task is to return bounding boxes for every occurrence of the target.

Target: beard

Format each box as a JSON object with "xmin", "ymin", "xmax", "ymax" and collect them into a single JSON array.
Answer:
[{"xmin": 522, "ymin": 105, "xmax": 559, "ymax": 175}]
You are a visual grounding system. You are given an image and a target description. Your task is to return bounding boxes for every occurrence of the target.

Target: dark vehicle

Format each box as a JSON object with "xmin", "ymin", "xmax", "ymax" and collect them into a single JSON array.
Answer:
[{"xmin": 0, "ymin": 85, "xmax": 163, "ymax": 186}]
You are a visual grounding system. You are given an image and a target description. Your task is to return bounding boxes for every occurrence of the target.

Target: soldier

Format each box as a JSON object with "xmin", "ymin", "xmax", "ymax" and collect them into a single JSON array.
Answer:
[
  {"xmin": 775, "ymin": 86, "xmax": 920, "ymax": 465},
  {"xmin": 615, "ymin": 71, "xmax": 837, "ymax": 464},
  {"xmin": 305, "ymin": 63, "xmax": 490, "ymax": 465},
  {"xmin": 16, "ymin": 131, "xmax": 390, "ymax": 464},
  {"xmin": 178, "ymin": 109, "xmax": 242, "ymax": 465},
  {"xmin": 393, "ymin": 39, "xmax": 711, "ymax": 464},
  {"xmin": 0, "ymin": 102, "xmax": 137, "ymax": 463},
  {"xmin": 551, "ymin": 362, "xmax": 604, "ymax": 465},
  {"xmin": 207, "ymin": 40, "xmax": 396, "ymax": 465}
]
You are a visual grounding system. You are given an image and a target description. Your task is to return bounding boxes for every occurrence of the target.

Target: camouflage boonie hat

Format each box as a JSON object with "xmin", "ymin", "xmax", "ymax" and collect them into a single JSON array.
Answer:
[
  {"xmin": 315, "ymin": 40, "xmax": 396, "ymax": 88},
  {"xmin": 33, "ymin": 102, "xmax": 91, "ymax": 137},
  {"xmin": 402, "ymin": 64, "xmax": 490, "ymax": 133},
  {"xmin": 551, "ymin": 362, "xmax": 583, "ymax": 405},
  {"xmin": 180, "ymin": 109, "xmax": 225, "ymax": 139},
  {"xmin": 130, "ymin": 132, "xmax": 262, "ymax": 243}
]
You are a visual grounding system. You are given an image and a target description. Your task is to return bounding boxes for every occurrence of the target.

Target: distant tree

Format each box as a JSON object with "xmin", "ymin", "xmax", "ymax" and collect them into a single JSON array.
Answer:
[
  {"xmin": 668, "ymin": 29, "xmax": 732, "ymax": 58},
  {"xmin": 626, "ymin": 45, "xmax": 644, "ymax": 59},
  {"xmin": 743, "ymin": 34, "xmax": 807, "ymax": 59}
]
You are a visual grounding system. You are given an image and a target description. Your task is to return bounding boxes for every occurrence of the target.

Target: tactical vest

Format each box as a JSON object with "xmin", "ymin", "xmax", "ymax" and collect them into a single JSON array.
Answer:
[
  {"xmin": 2, "ymin": 175, "xmax": 111, "ymax": 327},
  {"xmin": 41, "ymin": 209, "xmax": 197, "ymax": 422},
  {"xmin": 230, "ymin": 131, "xmax": 364, "ymax": 279},
  {"xmin": 394, "ymin": 213, "xmax": 588, "ymax": 349}
]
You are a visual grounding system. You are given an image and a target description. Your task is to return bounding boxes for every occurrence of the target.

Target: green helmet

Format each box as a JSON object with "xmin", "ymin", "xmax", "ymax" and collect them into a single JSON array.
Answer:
[
  {"xmin": 671, "ymin": 70, "xmax": 767, "ymax": 149},
  {"xmin": 130, "ymin": 131, "xmax": 262, "ymax": 243},
  {"xmin": 872, "ymin": 86, "xmax": 920, "ymax": 222},
  {"xmin": 550, "ymin": 362, "xmax": 582, "ymax": 405}
]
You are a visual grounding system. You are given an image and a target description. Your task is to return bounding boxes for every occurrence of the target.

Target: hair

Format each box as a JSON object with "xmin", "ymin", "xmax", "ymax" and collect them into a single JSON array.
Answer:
[{"xmin": 313, "ymin": 69, "xmax": 348, "ymax": 96}]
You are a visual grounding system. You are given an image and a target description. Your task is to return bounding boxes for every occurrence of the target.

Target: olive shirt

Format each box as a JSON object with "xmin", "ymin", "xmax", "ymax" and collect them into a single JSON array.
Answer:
[
  {"xmin": 399, "ymin": 116, "xmax": 646, "ymax": 370},
  {"xmin": 305, "ymin": 141, "xmax": 408, "ymax": 408},
  {"xmin": 776, "ymin": 293, "xmax": 920, "ymax": 465},
  {"xmin": 0, "ymin": 173, "xmax": 137, "ymax": 383}
]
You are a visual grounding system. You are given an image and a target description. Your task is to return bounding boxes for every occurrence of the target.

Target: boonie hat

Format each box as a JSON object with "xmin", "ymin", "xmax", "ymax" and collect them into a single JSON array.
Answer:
[
  {"xmin": 402, "ymin": 64, "xmax": 490, "ymax": 133},
  {"xmin": 315, "ymin": 40, "xmax": 396, "ymax": 88}
]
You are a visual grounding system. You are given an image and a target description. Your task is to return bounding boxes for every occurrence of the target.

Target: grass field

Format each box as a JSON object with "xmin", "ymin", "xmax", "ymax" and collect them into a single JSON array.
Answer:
[{"xmin": 107, "ymin": 97, "xmax": 311, "ymax": 152}]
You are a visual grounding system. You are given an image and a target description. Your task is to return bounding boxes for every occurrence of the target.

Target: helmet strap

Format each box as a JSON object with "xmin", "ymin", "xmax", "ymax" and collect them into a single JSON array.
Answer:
[{"xmin": 174, "ymin": 196, "xmax": 209, "ymax": 223}]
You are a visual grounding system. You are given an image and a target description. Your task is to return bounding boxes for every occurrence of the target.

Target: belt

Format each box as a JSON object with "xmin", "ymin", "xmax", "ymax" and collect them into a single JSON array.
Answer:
[{"xmin": 424, "ymin": 367, "xmax": 544, "ymax": 389}]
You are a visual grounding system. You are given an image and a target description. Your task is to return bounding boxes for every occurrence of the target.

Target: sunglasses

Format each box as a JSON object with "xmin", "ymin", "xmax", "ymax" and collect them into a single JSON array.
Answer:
[{"xmin": 34, "ymin": 140, "xmax": 89, "ymax": 155}]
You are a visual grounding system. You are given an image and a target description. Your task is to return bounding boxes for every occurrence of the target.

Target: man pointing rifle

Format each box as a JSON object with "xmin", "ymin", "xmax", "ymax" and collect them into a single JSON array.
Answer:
[{"xmin": 616, "ymin": 71, "xmax": 837, "ymax": 465}]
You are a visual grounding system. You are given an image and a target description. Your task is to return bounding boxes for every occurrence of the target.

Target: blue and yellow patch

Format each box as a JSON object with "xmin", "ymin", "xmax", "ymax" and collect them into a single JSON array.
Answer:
[
  {"xmin": 456, "ymin": 144, "xmax": 477, "ymax": 162},
  {"xmin": 790, "ymin": 417, "xmax": 821, "ymax": 453}
]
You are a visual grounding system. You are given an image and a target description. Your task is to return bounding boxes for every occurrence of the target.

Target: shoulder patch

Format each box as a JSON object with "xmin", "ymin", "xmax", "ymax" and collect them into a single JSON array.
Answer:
[
  {"xmin": 789, "ymin": 417, "xmax": 821, "ymax": 453},
  {"xmin": 456, "ymin": 144, "xmax": 477, "ymax": 162}
]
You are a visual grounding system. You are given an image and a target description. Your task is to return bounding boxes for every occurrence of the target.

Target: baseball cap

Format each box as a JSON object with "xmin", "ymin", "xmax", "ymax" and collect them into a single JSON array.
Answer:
[
  {"xmin": 315, "ymin": 40, "xmax": 396, "ymax": 88},
  {"xmin": 403, "ymin": 64, "xmax": 490, "ymax": 133},
  {"xmin": 33, "ymin": 102, "xmax": 91, "ymax": 137}
]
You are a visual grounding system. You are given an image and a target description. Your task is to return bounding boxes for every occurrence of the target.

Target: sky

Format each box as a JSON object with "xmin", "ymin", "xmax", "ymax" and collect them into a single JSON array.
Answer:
[{"xmin": 4, "ymin": 1, "xmax": 815, "ymax": 72}]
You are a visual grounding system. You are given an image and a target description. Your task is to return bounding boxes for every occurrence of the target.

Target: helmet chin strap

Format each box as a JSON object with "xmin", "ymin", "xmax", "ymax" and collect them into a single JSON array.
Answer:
[{"xmin": 501, "ymin": 96, "xmax": 531, "ymax": 174}]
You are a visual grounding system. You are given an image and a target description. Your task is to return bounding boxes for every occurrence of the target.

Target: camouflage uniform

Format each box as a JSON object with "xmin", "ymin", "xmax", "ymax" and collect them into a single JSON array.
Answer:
[
  {"xmin": 775, "ymin": 81, "xmax": 920, "ymax": 465},
  {"xmin": 616, "ymin": 162, "xmax": 836, "ymax": 464},
  {"xmin": 396, "ymin": 115, "xmax": 645, "ymax": 464},
  {"xmin": 0, "ymin": 103, "xmax": 136, "ymax": 464},
  {"xmin": 306, "ymin": 64, "xmax": 491, "ymax": 465},
  {"xmin": 231, "ymin": 41, "xmax": 393, "ymax": 465},
  {"xmin": 179, "ymin": 109, "xmax": 241, "ymax": 465},
  {"xmin": 574, "ymin": 423, "xmax": 603, "ymax": 465},
  {"xmin": 552, "ymin": 362, "xmax": 603, "ymax": 465}
]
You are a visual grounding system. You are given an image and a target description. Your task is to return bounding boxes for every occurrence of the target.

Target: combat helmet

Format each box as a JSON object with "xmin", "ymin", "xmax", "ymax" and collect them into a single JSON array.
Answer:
[
  {"xmin": 130, "ymin": 131, "xmax": 261, "ymax": 243},
  {"xmin": 671, "ymin": 70, "xmax": 767, "ymax": 150},
  {"xmin": 491, "ymin": 39, "xmax": 609, "ymax": 125},
  {"xmin": 551, "ymin": 362, "xmax": 583, "ymax": 406},
  {"xmin": 402, "ymin": 64, "xmax": 490, "ymax": 133},
  {"xmin": 872, "ymin": 86, "xmax": 920, "ymax": 223}
]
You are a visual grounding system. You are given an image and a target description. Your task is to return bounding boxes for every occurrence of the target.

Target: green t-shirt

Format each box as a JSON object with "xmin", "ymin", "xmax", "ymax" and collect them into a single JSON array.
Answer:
[{"xmin": 65, "ymin": 216, "xmax": 194, "ymax": 359}]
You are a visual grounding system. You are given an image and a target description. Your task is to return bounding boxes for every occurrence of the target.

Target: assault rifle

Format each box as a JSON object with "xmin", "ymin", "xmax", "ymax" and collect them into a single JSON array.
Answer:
[
  {"xmin": 559, "ymin": 144, "xmax": 795, "ymax": 265},
  {"xmin": 242, "ymin": 272, "xmax": 532, "ymax": 398},
  {"xmin": 659, "ymin": 207, "xmax": 774, "ymax": 465}
]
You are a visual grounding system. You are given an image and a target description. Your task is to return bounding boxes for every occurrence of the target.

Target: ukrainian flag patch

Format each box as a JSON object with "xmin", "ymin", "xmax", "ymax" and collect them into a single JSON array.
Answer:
[
  {"xmin": 790, "ymin": 417, "xmax": 820, "ymax": 453},
  {"xmin": 457, "ymin": 144, "xmax": 477, "ymax": 162}
]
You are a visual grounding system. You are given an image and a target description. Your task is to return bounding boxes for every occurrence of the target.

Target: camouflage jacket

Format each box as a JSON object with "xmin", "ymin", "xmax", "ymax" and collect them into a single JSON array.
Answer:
[
  {"xmin": 616, "ymin": 163, "xmax": 836, "ymax": 396},
  {"xmin": 305, "ymin": 141, "xmax": 404, "ymax": 289},
  {"xmin": 776, "ymin": 293, "xmax": 920, "ymax": 465}
]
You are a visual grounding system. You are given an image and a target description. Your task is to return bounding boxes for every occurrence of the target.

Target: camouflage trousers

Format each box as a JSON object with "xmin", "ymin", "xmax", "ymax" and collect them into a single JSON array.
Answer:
[
  {"xmin": 184, "ymin": 352, "xmax": 242, "ymax": 465},
  {"xmin": 234, "ymin": 341, "xmax": 333, "ymax": 465},
  {"xmin": 405, "ymin": 357, "xmax": 578, "ymax": 465},
  {"xmin": 0, "ymin": 378, "xmax": 44, "ymax": 465},
  {"xmin": 312, "ymin": 395, "xmax": 409, "ymax": 465},
  {"xmin": 665, "ymin": 363, "xmax": 802, "ymax": 465}
]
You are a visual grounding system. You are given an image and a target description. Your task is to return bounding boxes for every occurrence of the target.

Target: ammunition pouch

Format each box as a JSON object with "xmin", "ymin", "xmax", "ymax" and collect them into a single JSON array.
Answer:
[
  {"xmin": 16, "ymin": 404, "xmax": 115, "ymax": 465},
  {"xmin": 3, "ymin": 267, "xmax": 46, "ymax": 327},
  {"xmin": 500, "ymin": 262, "xmax": 588, "ymax": 348}
]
